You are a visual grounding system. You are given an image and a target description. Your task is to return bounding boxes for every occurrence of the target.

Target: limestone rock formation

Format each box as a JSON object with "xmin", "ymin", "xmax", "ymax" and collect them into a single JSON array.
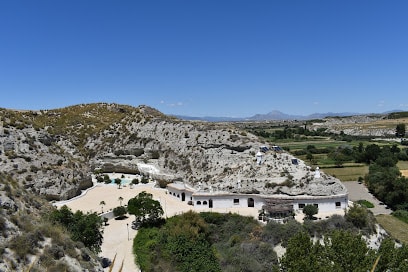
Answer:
[{"xmin": 0, "ymin": 103, "xmax": 347, "ymax": 201}]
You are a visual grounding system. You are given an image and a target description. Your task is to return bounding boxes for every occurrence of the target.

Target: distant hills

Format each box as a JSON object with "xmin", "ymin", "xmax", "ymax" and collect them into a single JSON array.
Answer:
[{"xmin": 175, "ymin": 110, "xmax": 403, "ymax": 122}]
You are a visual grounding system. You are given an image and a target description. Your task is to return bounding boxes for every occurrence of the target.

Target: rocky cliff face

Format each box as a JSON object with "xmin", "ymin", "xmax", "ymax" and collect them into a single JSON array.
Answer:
[{"xmin": 1, "ymin": 103, "xmax": 347, "ymax": 200}]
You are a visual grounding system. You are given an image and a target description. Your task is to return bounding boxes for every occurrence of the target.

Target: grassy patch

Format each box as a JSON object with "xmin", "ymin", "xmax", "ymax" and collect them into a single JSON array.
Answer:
[
  {"xmin": 356, "ymin": 200, "xmax": 374, "ymax": 208},
  {"xmin": 397, "ymin": 160, "xmax": 408, "ymax": 170},
  {"xmin": 323, "ymin": 165, "xmax": 368, "ymax": 181},
  {"xmin": 375, "ymin": 214, "xmax": 408, "ymax": 244}
]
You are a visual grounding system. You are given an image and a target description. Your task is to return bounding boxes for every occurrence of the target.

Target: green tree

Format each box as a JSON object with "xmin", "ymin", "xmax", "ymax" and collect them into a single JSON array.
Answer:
[
  {"xmin": 280, "ymin": 231, "xmax": 326, "ymax": 271},
  {"xmin": 131, "ymin": 178, "xmax": 139, "ymax": 185},
  {"xmin": 396, "ymin": 123, "xmax": 406, "ymax": 137},
  {"xmin": 161, "ymin": 211, "xmax": 221, "ymax": 272},
  {"xmin": 363, "ymin": 144, "xmax": 381, "ymax": 164},
  {"xmin": 303, "ymin": 204, "xmax": 318, "ymax": 220},
  {"xmin": 127, "ymin": 191, "xmax": 163, "ymax": 225},
  {"xmin": 113, "ymin": 206, "xmax": 127, "ymax": 219},
  {"xmin": 345, "ymin": 204, "xmax": 368, "ymax": 229},
  {"xmin": 50, "ymin": 205, "xmax": 103, "ymax": 253},
  {"xmin": 114, "ymin": 178, "xmax": 122, "ymax": 189},
  {"xmin": 323, "ymin": 230, "xmax": 375, "ymax": 272},
  {"xmin": 103, "ymin": 174, "xmax": 110, "ymax": 183}
]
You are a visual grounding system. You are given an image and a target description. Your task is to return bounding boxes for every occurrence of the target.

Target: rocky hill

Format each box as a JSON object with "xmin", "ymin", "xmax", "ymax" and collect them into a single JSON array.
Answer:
[
  {"xmin": 0, "ymin": 103, "xmax": 349, "ymax": 270},
  {"xmin": 1, "ymin": 103, "xmax": 346, "ymax": 200},
  {"xmin": 0, "ymin": 173, "xmax": 102, "ymax": 271}
]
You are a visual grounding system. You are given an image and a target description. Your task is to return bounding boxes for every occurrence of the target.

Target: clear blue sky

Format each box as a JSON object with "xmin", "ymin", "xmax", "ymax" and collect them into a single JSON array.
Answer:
[{"xmin": 1, "ymin": 1, "xmax": 407, "ymax": 117}]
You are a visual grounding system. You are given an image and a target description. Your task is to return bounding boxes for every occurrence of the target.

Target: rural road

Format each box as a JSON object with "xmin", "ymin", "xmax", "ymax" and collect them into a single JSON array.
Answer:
[{"xmin": 343, "ymin": 181, "xmax": 392, "ymax": 215}]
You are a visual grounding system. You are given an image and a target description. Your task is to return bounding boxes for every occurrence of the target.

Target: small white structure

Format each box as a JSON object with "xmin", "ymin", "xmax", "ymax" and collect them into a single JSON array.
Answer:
[
  {"xmin": 314, "ymin": 167, "xmax": 321, "ymax": 179},
  {"xmin": 256, "ymin": 151, "xmax": 264, "ymax": 165}
]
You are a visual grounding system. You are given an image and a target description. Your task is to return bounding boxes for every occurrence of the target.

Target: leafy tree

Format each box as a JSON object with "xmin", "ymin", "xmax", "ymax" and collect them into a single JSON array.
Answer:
[
  {"xmin": 280, "ymin": 231, "xmax": 325, "ymax": 271},
  {"xmin": 127, "ymin": 191, "xmax": 163, "ymax": 225},
  {"xmin": 345, "ymin": 204, "xmax": 368, "ymax": 229},
  {"xmin": 303, "ymin": 204, "xmax": 318, "ymax": 220},
  {"xmin": 103, "ymin": 174, "xmax": 110, "ymax": 183},
  {"xmin": 363, "ymin": 144, "xmax": 381, "ymax": 163},
  {"xmin": 323, "ymin": 230, "xmax": 375, "ymax": 272},
  {"xmin": 70, "ymin": 211, "xmax": 103, "ymax": 253},
  {"xmin": 161, "ymin": 211, "xmax": 221, "ymax": 272},
  {"xmin": 114, "ymin": 178, "xmax": 122, "ymax": 189},
  {"xmin": 131, "ymin": 178, "xmax": 139, "ymax": 185},
  {"xmin": 281, "ymin": 230, "xmax": 376, "ymax": 272},
  {"xmin": 50, "ymin": 205, "xmax": 103, "ymax": 253},
  {"xmin": 396, "ymin": 123, "xmax": 406, "ymax": 137},
  {"xmin": 113, "ymin": 206, "xmax": 127, "ymax": 219}
]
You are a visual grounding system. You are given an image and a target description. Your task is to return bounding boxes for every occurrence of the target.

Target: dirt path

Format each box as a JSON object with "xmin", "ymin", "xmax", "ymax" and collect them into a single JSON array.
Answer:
[{"xmin": 343, "ymin": 181, "xmax": 392, "ymax": 215}]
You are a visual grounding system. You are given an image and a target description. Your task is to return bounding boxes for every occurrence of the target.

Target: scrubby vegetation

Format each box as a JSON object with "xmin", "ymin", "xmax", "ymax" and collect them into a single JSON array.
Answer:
[
  {"xmin": 0, "ymin": 173, "xmax": 101, "ymax": 271},
  {"xmin": 133, "ymin": 207, "xmax": 396, "ymax": 272}
]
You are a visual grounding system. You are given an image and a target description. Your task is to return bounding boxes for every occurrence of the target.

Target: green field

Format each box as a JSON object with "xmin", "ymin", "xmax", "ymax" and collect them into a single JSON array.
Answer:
[
  {"xmin": 397, "ymin": 160, "xmax": 408, "ymax": 170},
  {"xmin": 376, "ymin": 214, "xmax": 408, "ymax": 244},
  {"xmin": 322, "ymin": 165, "xmax": 368, "ymax": 181},
  {"xmin": 277, "ymin": 137, "xmax": 406, "ymax": 182}
]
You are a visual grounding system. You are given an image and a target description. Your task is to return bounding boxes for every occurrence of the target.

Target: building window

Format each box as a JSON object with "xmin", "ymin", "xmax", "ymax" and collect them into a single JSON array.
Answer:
[
  {"xmin": 335, "ymin": 202, "xmax": 341, "ymax": 208},
  {"xmin": 203, "ymin": 201, "xmax": 208, "ymax": 205},
  {"xmin": 233, "ymin": 199, "xmax": 240, "ymax": 205},
  {"xmin": 197, "ymin": 201, "xmax": 201, "ymax": 205},
  {"xmin": 299, "ymin": 203, "xmax": 305, "ymax": 209}
]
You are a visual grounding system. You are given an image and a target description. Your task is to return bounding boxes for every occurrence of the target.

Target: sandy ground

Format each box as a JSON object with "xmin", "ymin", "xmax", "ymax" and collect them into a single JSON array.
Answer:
[{"xmin": 401, "ymin": 170, "xmax": 408, "ymax": 177}]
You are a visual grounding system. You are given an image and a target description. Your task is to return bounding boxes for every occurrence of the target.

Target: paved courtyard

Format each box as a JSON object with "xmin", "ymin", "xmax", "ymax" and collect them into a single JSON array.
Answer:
[{"xmin": 343, "ymin": 181, "xmax": 392, "ymax": 215}]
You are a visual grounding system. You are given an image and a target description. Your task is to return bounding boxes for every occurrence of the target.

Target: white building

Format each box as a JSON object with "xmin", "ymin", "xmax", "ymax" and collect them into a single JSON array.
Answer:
[{"xmin": 167, "ymin": 182, "xmax": 348, "ymax": 217}]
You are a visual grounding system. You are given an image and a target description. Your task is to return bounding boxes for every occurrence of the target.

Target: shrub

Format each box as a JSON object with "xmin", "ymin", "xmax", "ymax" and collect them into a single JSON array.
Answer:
[
  {"xmin": 113, "ymin": 206, "xmax": 127, "ymax": 219},
  {"xmin": 392, "ymin": 210, "xmax": 408, "ymax": 224},
  {"xmin": 303, "ymin": 204, "xmax": 318, "ymax": 220}
]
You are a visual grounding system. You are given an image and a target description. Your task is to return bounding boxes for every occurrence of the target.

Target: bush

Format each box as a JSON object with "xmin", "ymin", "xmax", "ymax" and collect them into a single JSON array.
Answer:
[
  {"xmin": 132, "ymin": 178, "xmax": 139, "ymax": 185},
  {"xmin": 303, "ymin": 205, "xmax": 318, "ymax": 220},
  {"xmin": 113, "ymin": 206, "xmax": 127, "ymax": 219},
  {"xmin": 392, "ymin": 210, "xmax": 408, "ymax": 224}
]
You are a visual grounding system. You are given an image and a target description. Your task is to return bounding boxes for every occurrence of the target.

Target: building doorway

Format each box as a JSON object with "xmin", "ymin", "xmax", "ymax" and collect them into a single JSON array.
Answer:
[
  {"xmin": 181, "ymin": 192, "xmax": 185, "ymax": 201},
  {"xmin": 248, "ymin": 198, "xmax": 254, "ymax": 207},
  {"xmin": 209, "ymin": 199, "xmax": 213, "ymax": 208}
]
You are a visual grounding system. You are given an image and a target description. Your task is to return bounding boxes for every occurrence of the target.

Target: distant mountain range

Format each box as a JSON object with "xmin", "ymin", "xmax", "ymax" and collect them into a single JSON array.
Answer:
[{"xmin": 175, "ymin": 110, "xmax": 403, "ymax": 122}]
